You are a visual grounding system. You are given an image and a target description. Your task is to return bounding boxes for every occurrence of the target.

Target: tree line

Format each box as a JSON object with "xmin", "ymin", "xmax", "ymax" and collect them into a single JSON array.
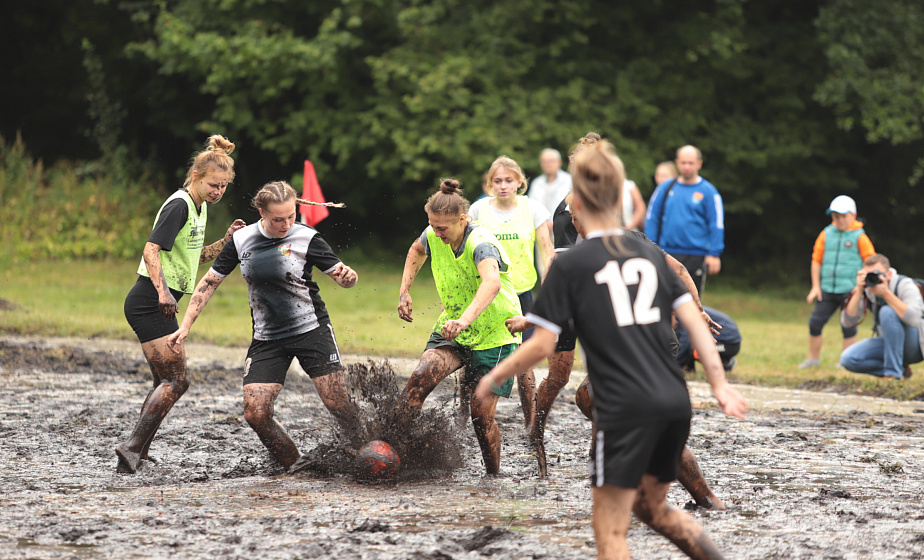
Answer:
[{"xmin": 2, "ymin": 0, "xmax": 923, "ymax": 283}]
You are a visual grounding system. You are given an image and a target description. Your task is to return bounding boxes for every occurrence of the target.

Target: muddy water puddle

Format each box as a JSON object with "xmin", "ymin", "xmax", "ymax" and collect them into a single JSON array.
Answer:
[{"xmin": 4, "ymin": 336, "xmax": 924, "ymax": 559}]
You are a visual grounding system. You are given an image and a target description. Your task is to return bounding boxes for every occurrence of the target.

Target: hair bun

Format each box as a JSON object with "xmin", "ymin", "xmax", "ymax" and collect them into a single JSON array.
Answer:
[
  {"xmin": 207, "ymin": 134, "xmax": 236, "ymax": 155},
  {"xmin": 582, "ymin": 132, "xmax": 601, "ymax": 144},
  {"xmin": 439, "ymin": 178, "xmax": 462, "ymax": 195}
]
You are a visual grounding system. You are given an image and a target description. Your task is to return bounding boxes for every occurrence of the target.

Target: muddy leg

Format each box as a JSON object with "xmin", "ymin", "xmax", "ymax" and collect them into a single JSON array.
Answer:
[
  {"xmin": 137, "ymin": 358, "xmax": 167, "ymax": 462},
  {"xmin": 591, "ymin": 484, "xmax": 635, "ymax": 560},
  {"xmin": 677, "ymin": 446, "xmax": 726, "ymax": 510},
  {"xmin": 116, "ymin": 338, "xmax": 188, "ymax": 474},
  {"xmin": 313, "ymin": 370, "xmax": 366, "ymax": 447},
  {"xmin": 136, "ymin": 384, "xmax": 158, "ymax": 461},
  {"xmin": 530, "ymin": 350, "xmax": 574, "ymax": 477},
  {"xmin": 470, "ymin": 391, "xmax": 502, "ymax": 475},
  {"xmin": 396, "ymin": 347, "xmax": 462, "ymax": 423},
  {"xmin": 243, "ymin": 383, "xmax": 300, "ymax": 470},
  {"xmin": 457, "ymin": 368, "xmax": 471, "ymax": 428},
  {"xmin": 516, "ymin": 368, "xmax": 537, "ymax": 431},
  {"xmin": 633, "ymin": 474, "xmax": 726, "ymax": 559}
]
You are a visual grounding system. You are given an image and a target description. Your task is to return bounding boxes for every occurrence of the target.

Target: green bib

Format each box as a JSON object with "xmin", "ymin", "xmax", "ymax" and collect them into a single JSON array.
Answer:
[
  {"xmin": 427, "ymin": 224, "xmax": 521, "ymax": 350},
  {"xmin": 475, "ymin": 196, "xmax": 537, "ymax": 294},
  {"xmin": 137, "ymin": 190, "xmax": 207, "ymax": 294}
]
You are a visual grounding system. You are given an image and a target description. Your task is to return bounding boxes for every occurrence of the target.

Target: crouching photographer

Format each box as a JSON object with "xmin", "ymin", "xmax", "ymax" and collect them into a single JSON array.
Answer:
[{"xmin": 839, "ymin": 254, "xmax": 924, "ymax": 380}]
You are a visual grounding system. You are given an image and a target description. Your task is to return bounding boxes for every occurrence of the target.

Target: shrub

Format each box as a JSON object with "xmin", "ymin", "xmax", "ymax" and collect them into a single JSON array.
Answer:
[{"xmin": 0, "ymin": 134, "xmax": 164, "ymax": 267}]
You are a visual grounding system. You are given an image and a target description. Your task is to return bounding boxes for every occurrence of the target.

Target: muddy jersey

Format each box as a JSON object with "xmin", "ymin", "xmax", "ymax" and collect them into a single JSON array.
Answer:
[
  {"xmin": 210, "ymin": 221, "xmax": 341, "ymax": 341},
  {"xmin": 527, "ymin": 230, "xmax": 693, "ymax": 429},
  {"xmin": 137, "ymin": 190, "xmax": 207, "ymax": 293}
]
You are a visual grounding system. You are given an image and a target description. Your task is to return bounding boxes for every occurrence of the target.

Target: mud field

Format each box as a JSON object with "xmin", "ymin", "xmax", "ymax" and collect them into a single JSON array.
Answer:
[{"xmin": 3, "ymin": 335, "xmax": 924, "ymax": 559}]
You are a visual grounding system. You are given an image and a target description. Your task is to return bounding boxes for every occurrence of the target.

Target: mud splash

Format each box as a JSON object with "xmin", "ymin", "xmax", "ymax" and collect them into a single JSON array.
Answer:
[
  {"xmin": 4, "ymin": 337, "xmax": 924, "ymax": 559},
  {"xmin": 289, "ymin": 360, "xmax": 467, "ymax": 481}
]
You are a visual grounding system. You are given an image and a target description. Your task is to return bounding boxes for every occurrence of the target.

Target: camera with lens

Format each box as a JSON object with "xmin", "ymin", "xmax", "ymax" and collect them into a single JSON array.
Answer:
[{"xmin": 865, "ymin": 271, "xmax": 885, "ymax": 286}]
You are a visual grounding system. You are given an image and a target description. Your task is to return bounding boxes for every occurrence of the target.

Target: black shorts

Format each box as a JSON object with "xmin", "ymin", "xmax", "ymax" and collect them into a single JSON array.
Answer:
[
  {"xmin": 590, "ymin": 418, "xmax": 691, "ymax": 488},
  {"xmin": 243, "ymin": 325, "xmax": 343, "ymax": 385},
  {"xmin": 809, "ymin": 292, "xmax": 857, "ymax": 338},
  {"xmin": 123, "ymin": 276, "xmax": 185, "ymax": 344},
  {"xmin": 669, "ymin": 253, "xmax": 706, "ymax": 295}
]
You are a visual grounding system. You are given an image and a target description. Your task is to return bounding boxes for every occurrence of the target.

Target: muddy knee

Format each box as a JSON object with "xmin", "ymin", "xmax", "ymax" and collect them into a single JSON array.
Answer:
[
  {"xmin": 401, "ymin": 379, "xmax": 433, "ymax": 411},
  {"xmin": 634, "ymin": 496, "xmax": 671, "ymax": 527},
  {"xmin": 243, "ymin": 406, "xmax": 273, "ymax": 430},
  {"xmin": 542, "ymin": 372, "xmax": 570, "ymax": 396},
  {"xmin": 172, "ymin": 377, "xmax": 190, "ymax": 396}
]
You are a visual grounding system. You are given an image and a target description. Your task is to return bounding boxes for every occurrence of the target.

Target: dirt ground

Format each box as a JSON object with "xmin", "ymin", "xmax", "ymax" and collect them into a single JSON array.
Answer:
[{"xmin": 3, "ymin": 335, "xmax": 924, "ymax": 560}]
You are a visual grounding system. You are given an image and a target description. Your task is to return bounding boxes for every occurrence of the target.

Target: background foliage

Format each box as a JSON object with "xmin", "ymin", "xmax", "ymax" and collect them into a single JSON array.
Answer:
[{"xmin": 1, "ymin": 0, "xmax": 922, "ymax": 282}]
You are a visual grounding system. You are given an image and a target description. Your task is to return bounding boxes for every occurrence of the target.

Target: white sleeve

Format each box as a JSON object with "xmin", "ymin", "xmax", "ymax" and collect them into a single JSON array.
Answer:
[
  {"xmin": 528, "ymin": 198, "xmax": 552, "ymax": 228},
  {"xmin": 468, "ymin": 198, "xmax": 484, "ymax": 221}
]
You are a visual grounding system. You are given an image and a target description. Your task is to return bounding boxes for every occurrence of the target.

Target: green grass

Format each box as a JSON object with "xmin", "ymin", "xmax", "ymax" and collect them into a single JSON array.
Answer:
[{"xmin": 2, "ymin": 258, "xmax": 924, "ymax": 400}]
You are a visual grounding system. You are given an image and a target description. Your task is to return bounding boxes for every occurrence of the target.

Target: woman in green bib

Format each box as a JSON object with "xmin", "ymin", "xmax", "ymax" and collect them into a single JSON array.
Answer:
[
  {"xmin": 468, "ymin": 156, "xmax": 553, "ymax": 431},
  {"xmin": 117, "ymin": 135, "xmax": 246, "ymax": 474},
  {"xmin": 396, "ymin": 178, "xmax": 522, "ymax": 475}
]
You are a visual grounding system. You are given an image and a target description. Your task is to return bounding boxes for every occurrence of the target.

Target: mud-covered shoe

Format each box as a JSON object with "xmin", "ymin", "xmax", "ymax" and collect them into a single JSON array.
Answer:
[
  {"xmin": 798, "ymin": 359, "xmax": 820, "ymax": 369},
  {"xmin": 115, "ymin": 444, "xmax": 141, "ymax": 474},
  {"xmin": 288, "ymin": 455, "xmax": 314, "ymax": 474}
]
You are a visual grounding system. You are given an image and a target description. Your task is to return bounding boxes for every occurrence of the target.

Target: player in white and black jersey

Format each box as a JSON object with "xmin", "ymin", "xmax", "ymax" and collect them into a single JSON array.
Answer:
[
  {"xmin": 477, "ymin": 140, "xmax": 746, "ymax": 560},
  {"xmin": 168, "ymin": 181, "xmax": 360, "ymax": 472}
]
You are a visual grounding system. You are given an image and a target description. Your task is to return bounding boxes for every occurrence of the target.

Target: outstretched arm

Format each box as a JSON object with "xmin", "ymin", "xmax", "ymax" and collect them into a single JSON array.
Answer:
[
  {"xmin": 166, "ymin": 270, "xmax": 226, "ymax": 351},
  {"xmin": 675, "ymin": 300, "xmax": 747, "ymax": 420},
  {"xmin": 398, "ymin": 239, "xmax": 428, "ymax": 322},
  {"xmin": 664, "ymin": 253, "xmax": 721, "ymax": 336},
  {"xmin": 327, "ymin": 262, "xmax": 358, "ymax": 288},
  {"xmin": 199, "ymin": 219, "xmax": 246, "ymax": 263}
]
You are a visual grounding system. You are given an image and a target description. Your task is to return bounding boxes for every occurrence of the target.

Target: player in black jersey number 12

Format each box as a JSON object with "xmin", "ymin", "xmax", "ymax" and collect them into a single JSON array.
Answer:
[{"xmin": 476, "ymin": 140, "xmax": 746, "ymax": 560}]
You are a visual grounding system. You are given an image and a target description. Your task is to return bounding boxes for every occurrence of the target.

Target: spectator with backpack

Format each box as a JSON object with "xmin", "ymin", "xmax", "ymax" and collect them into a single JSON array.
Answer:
[
  {"xmin": 644, "ymin": 145, "xmax": 724, "ymax": 295},
  {"xmin": 839, "ymin": 254, "xmax": 924, "ymax": 380}
]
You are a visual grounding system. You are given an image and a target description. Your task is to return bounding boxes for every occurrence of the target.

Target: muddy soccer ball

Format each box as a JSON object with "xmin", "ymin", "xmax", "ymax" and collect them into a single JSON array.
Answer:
[{"xmin": 357, "ymin": 440, "xmax": 400, "ymax": 479}]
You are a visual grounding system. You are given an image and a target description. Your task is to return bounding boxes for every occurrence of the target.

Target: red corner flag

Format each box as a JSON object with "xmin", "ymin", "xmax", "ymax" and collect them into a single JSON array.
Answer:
[{"xmin": 300, "ymin": 160, "xmax": 329, "ymax": 227}]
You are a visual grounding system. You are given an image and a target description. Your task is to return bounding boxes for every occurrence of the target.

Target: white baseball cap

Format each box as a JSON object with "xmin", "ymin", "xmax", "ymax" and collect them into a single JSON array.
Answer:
[{"xmin": 826, "ymin": 195, "xmax": 857, "ymax": 215}]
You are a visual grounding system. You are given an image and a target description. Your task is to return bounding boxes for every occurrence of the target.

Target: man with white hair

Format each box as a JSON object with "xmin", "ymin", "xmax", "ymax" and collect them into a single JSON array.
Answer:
[{"xmin": 528, "ymin": 148, "xmax": 572, "ymax": 216}]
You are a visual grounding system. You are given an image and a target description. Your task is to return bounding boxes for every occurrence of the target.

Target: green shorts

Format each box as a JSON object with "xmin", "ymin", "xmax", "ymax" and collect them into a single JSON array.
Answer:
[{"xmin": 425, "ymin": 332, "xmax": 518, "ymax": 397}]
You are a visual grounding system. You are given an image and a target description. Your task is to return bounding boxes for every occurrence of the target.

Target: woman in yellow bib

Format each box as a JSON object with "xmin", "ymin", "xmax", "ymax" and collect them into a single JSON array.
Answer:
[
  {"xmin": 468, "ymin": 156, "xmax": 553, "ymax": 432},
  {"xmin": 397, "ymin": 178, "xmax": 522, "ymax": 475}
]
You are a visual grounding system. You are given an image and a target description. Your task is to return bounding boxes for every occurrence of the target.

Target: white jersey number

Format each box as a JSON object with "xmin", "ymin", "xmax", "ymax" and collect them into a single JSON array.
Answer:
[{"xmin": 594, "ymin": 259, "xmax": 661, "ymax": 326}]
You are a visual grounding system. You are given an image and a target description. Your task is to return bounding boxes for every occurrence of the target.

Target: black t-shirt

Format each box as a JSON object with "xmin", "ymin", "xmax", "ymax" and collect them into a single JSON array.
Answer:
[
  {"xmin": 552, "ymin": 198, "xmax": 579, "ymax": 251},
  {"xmin": 147, "ymin": 197, "xmax": 195, "ymax": 251},
  {"xmin": 528, "ymin": 231, "xmax": 693, "ymax": 429}
]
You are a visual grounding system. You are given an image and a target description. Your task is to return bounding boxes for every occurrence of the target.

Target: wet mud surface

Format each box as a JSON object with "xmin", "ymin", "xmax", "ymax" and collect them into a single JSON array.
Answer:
[{"xmin": 3, "ymin": 337, "xmax": 924, "ymax": 559}]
